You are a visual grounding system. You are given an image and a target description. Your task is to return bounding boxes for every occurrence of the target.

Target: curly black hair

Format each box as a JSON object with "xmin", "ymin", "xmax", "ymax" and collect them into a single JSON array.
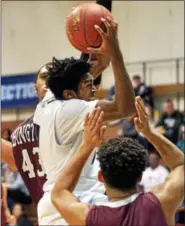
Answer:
[
  {"xmin": 46, "ymin": 57, "xmax": 91, "ymax": 99},
  {"xmin": 97, "ymin": 137, "xmax": 148, "ymax": 191}
]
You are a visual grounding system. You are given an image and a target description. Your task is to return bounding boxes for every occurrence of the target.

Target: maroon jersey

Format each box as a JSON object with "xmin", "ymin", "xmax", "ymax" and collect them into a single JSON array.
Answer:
[
  {"xmin": 86, "ymin": 192, "xmax": 168, "ymax": 226},
  {"xmin": 11, "ymin": 116, "xmax": 46, "ymax": 205},
  {"xmin": 1, "ymin": 185, "xmax": 6, "ymax": 226}
]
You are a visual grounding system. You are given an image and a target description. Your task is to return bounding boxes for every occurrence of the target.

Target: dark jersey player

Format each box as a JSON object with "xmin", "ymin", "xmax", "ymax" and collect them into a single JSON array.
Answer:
[
  {"xmin": 51, "ymin": 97, "xmax": 184, "ymax": 226},
  {"xmin": 1, "ymin": 66, "xmax": 48, "ymax": 204},
  {"xmin": 10, "ymin": 116, "xmax": 46, "ymax": 204}
]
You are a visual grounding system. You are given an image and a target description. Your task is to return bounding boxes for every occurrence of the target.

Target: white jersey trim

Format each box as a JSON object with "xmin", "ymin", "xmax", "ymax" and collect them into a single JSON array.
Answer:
[{"xmin": 96, "ymin": 192, "xmax": 141, "ymax": 208}]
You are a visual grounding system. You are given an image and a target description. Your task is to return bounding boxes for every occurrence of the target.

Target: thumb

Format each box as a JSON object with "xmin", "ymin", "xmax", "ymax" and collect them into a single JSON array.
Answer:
[
  {"xmin": 134, "ymin": 117, "xmax": 140, "ymax": 127},
  {"xmin": 87, "ymin": 47, "xmax": 100, "ymax": 54}
]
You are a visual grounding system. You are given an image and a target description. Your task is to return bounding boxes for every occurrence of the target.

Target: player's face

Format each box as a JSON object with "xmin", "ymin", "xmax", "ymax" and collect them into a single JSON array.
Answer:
[
  {"xmin": 149, "ymin": 153, "xmax": 160, "ymax": 169},
  {"xmin": 132, "ymin": 78, "xmax": 141, "ymax": 88},
  {"xmin": 77, "ymin": 73, "xmax": 97, "ymax": 101},
  {"xmin": 12, "ymin": 204, "xmax": 23, "ymax": 218},
  {"xmin": 164, "ymin": 102, "xmax": 174, "ymax": 115},
  {"xmin": 35, "ymin": 66, "xmax": 48, "ymax": 101}
]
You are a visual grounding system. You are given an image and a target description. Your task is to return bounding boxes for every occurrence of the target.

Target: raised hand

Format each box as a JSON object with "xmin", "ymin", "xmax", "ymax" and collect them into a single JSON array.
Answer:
[
  {"xmin": 134, "ymin": 96, "xmax": 151, "ymax": 135},
  {"xmin": 83, "ymin": 107, "xmax": 106, "ymax": 148},
  {"xmin": 87, "ymin": 17, "xmax": 120, "ymax": 58}
]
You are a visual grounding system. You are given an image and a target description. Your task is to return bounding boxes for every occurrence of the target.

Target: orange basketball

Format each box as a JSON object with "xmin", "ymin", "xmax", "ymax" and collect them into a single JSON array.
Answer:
[{"xmin": 66, "ymin": 3, "xmax": 114, "ymax": 53}]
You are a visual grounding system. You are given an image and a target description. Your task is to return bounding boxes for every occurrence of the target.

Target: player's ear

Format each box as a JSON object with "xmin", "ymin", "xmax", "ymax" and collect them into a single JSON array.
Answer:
[
  {"xmin": 34, "ymin": 84, "xmax": 37, "ymax": 93},
  {"xmin": 98, "ymin": 170, "xmax": 105, "ymax": 183},
  {"xmin": 63, "ymin": 90, "xmax": 77, "ymax": 100}
]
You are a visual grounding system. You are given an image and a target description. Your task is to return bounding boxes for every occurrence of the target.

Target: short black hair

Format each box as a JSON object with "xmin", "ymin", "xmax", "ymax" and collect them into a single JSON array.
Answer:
[
  {"xmin": 149, "ymin": 151, "xmax": 161, "ymax": 159},
  {"xmin": 97, "ymin": 137, "xmax": 148, "ymax": 191},
  {"xmin": 165, "ymin": 99, "xmax": 173, "ymax": 103},
  {"xmin": 132, "ymin": 75, "xmax": 141, "ymax": 80},
  {"xmin": 46, "ymin": 57, "xmax": 91, "ymax": 99}
]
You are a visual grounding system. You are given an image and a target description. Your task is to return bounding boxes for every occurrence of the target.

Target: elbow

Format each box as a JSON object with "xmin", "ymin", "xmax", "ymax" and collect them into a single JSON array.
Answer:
[
  {"xmin": 171, "ymin": 162, "xmax": 185, "ymax": 171},
  {"xmin": 119, "ymin": 105, "xmax": 136, "ymax": 119}
]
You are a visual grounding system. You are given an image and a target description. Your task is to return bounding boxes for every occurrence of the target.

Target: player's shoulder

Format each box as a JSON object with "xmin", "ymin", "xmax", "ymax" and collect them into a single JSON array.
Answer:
[
  {"xmin": 21, "ymin": 115, "xmax": 34, "ymax": 125},
  {"xmin": 12, "ymin": 116, "xmax": 34, "ymax": 133},
  {"xmin": 63, "ymin": 99, "xmax": 89, "ymax": 109},
  {"xmin": 143, "ymin": 167, "xmax": 151, "ymax": 173},
  {"xmin": 59, "ymin": 99, "xmax": 97, "ymax": 115}
]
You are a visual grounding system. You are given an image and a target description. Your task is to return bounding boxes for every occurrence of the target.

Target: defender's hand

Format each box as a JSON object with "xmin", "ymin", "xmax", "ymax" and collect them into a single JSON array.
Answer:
[
  {"xmin": 134, "ymin": 96, "xmax": 152, "ymax": 135},
  {"xmin": 83, "ymin": 107, "xmax": 106, "ymax": 148}
]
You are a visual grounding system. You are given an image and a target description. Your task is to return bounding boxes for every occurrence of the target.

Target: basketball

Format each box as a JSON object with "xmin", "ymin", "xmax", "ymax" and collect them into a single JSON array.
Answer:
[{"xmin": 66, "ymin": 3, "xmax": 114, "ymax": 53}]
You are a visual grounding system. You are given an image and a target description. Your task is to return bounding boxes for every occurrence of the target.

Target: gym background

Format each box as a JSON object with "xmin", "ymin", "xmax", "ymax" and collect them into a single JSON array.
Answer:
[{"xmin": 1, "ymin": 1, "xmax": 184, "ymax": 226}]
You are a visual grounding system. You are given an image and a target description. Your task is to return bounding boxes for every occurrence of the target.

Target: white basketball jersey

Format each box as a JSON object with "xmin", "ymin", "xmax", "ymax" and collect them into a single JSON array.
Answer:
[{"xmin": 33, "ymin": 90, "xmax": 107, "ymax": 225}]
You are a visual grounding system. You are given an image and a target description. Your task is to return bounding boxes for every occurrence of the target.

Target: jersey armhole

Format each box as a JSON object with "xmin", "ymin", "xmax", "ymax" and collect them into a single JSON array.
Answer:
[{"xmin": 86, "ymin": 205, "xmax": 97, "ymax": 226}]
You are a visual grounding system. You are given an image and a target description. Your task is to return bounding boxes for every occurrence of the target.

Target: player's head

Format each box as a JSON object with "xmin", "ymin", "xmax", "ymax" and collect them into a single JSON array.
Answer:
[
  {"xmin": 97, "ymin": 137, "xmax": 148, "ymax": 192},
  {"xmin": 46, "ymin": 57, "xmax": 96, "ymax": 101},
  {"xmin": 132, "ymin": 75, "xmax": 141, "ymax": 88},
  {"xmin": 149, "ymin": 152, "xmax": 161, "ymax": 169},
  {"xmin": 12, "ymin": 203, "xmax": 24, "ymax": 218},
  {"xmin": 163, "ymin": 99, "xmax": 175, "ymax": 115},
  {"xmin": 35, "ymin": 62, "xmax": 52, "ymax": 101}
]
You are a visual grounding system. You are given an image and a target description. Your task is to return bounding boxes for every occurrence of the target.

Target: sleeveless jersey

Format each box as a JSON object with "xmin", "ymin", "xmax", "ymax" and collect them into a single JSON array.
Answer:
[{"xmin": 86, "ymin": 192, "xmax": 168, "ymax": 226}]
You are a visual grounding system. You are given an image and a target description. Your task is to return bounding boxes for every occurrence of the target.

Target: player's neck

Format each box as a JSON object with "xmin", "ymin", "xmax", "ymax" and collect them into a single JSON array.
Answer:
[{"xmin": 106, "ymin": 186, "xmax": 137, "ymax": 202}]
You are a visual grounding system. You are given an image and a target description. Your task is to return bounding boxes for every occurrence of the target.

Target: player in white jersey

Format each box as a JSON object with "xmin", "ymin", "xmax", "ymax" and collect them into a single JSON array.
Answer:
[{"xmin": 33, "ymin": 17, "xmax": 136, "ymax": 225}]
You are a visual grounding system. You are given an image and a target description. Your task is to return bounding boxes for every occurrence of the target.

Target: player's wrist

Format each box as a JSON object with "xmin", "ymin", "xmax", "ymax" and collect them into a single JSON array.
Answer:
[
  {"xmin": 110, "ymin": 48, "xmax": 123, "ymax": 63},
  {"xmin": 80, "ymin": 142, "xmax": 95, "ymax": 153},
  {"xmin": 142, "ymin": 127, "xmax": 155, "ymax": 139}
]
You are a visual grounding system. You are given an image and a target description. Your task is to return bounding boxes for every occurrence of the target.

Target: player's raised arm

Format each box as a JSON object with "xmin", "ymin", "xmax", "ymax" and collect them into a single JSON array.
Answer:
[
  {"xmin": 51, "ymin": 108, "xmax": 106, "ymax": 225},
  {"xmin": 1, "ymin": 139, "xmax": 17, "ymax": 171},
  {"xmin": 134, "ymin": 96, "xmax": 184, "ymax": 225},
  {"xmin": 88, "ymin": 54, "xmax": 110, "ymax": 79},
  {"xmin": 80, "ymin": 0, "xmax": 112, "ymax": 80},
  {"xmin": 88, "ymin": 17, "xmax": 136, "ymax": 120}
]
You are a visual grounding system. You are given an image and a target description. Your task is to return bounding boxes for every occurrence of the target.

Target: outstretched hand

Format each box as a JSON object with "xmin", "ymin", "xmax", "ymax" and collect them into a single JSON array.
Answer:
[
  {"xmin": 134, "ymin": 97, "xmax": 151, "ymax": 135},
  {"xmin": 83, "ymin": 107, "xmax": 106, "ymax": 148}
]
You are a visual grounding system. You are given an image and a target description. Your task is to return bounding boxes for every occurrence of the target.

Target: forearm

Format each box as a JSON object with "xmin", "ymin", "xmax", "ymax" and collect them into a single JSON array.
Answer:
[
  {"xmin": 90, "ymin": 64, "xmax": 106, "ymax": 79},
  {"xmin": 111, "ymin": 51, "xmax": 135, "ymax": 117},
  {"xmin": 1, "ymin": 139, "xmax": 17, "ymax": 171},
  {"xmin": 89, "ymin": 55, "xmax": 110, "ymax": 79},
  {"xmin": 144, "ymin": 129, "xmax": 184, "ymax": 170}
]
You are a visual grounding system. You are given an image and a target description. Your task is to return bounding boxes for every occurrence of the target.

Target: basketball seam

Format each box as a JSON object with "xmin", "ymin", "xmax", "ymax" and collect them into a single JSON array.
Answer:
[
  {"xmin": 92, "ymin": 5, "xmax": 104, "ymax": 47},
  {"xmin": 72, "ymin": 33, "xmax": 86, "ymax": 51},
  {"xmin": 66, "ymin": 17, "xmax": 86, "ymax": 52},
  {"xmin": 83, "ymin": 6, "xmax": 91, "ymax": 47}
]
